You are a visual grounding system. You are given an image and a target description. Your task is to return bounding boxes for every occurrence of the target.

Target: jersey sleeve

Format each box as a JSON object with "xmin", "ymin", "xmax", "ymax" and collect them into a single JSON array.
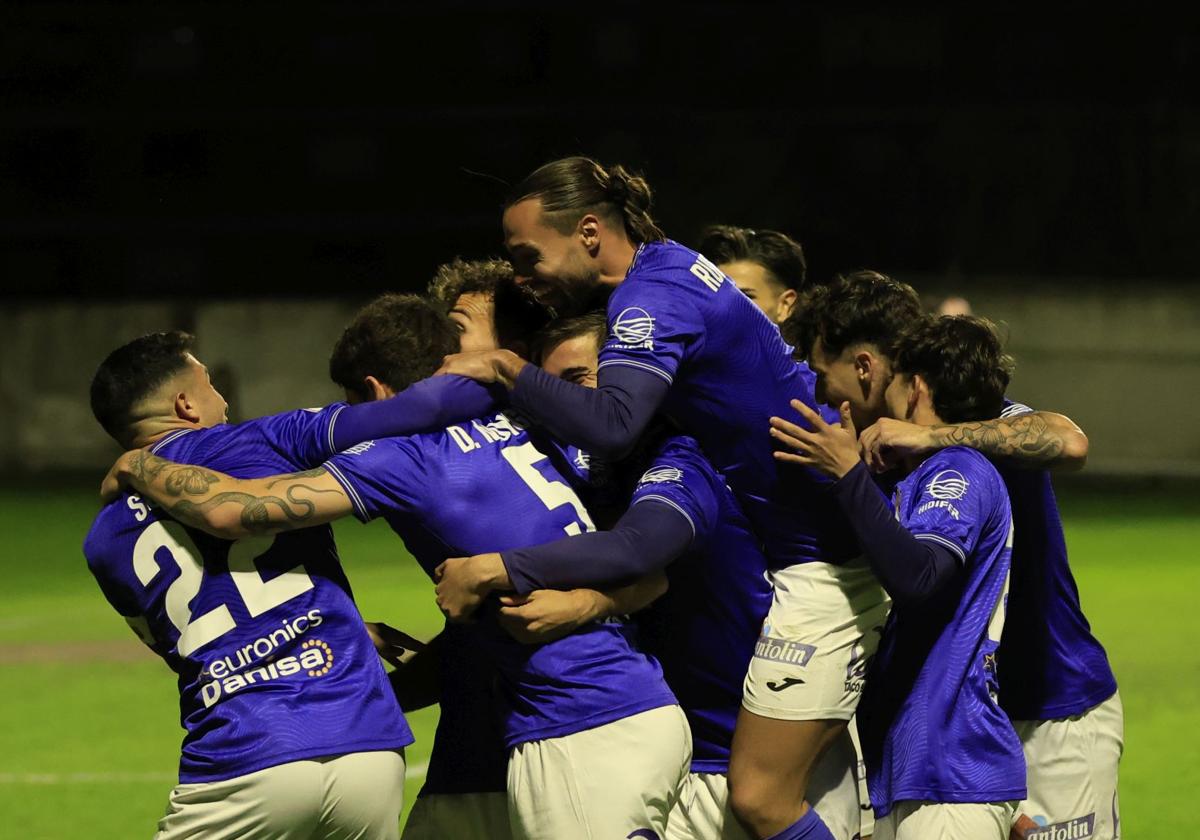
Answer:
[
  {"xmin": 260, "ymin": 404, "xmax": 350, "ymax": 468},
  {"xmin": 322, "ymin": 439, "xmax": 425, "ymax": 523},
  {"xmin": 597, "ymin": 276, "xmax": 705, "ymax": 386},
  {"xmin": 629, "ymin": 436, "xmax": 722, "ymax": 545},
  {"xmin": 900, "ymin": 450, "xmax": 1000, "ymax": 566},
  {"xmin": 1000, "ymin": 398, "xmax": 1035, "ymax": 417}
]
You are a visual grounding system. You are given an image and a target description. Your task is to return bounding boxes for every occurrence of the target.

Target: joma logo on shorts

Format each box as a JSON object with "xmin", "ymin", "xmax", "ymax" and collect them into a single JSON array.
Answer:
[
  {"xmin": 1024, "ymin": 814, "xmax": 1094, "ymax": 840},
  {"xmin": 753, "ymin": 635, "xmax": 816, "ymax": 666}
]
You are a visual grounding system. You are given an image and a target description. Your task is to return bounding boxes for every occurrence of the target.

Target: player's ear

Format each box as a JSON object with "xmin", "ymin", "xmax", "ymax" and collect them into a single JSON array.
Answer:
[
  {"xmin": 363, "ymin": 375, "xmax": 395, "ymax": 402},
  {"xmin": 577, "ymin": 213, "xmax": 601, "ymax": 250},
  {"xmin": 776, "ymin": 289, "xmax": 797, "ymax": 321},
  {"xmin": 854, "ymin": 351, "xmax": 874, "ymax": 382},
  {"xmin": 909, "ymin": 374, "xmax": 929, "ymax": 418},
  {"xmin": 174, "ymin": 390, "xmax": 201, "ymax": 423}
]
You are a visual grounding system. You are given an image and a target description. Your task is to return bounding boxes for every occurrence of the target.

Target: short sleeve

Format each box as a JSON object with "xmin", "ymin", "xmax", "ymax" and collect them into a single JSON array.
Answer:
[
  {"xmin": 597, "ymin": 277, "xmax": 705, "ymax": 385},
  {"xmin": 630, "ymin": 436, "xmax": 722, "ymax": 544},
  {"xmin": 261, "ymin": 404, "xmax": 349, "ymax": 467},
  {"xmin": 900, "ymin": 451, "xmax": 997, "ymax": 565},
  {"xmin": 1000, "ymin": 398, "xmax": 1035, "ymax": 418},
  {"xmin": 323, "ymin": 439, "xmax": 424, "ymax": 523}
]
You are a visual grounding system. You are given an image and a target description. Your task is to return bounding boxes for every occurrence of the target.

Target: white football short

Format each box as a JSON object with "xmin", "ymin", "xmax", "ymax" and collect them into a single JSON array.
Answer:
[
  {"xmin": 743, "ymin": 558, "xmax": 890, "ymax": 720},
  {"xmin": 507, "ymin": 705, "xmax": 691, "ymax": 840},
  {"xmin": 155, "ymin": 750, "xmax": 405, "ymax": 840},
  {"xmin": 1012, "ymin": 691, "xmax": 1124, "ymax": 840},
  {"xmin": 665, "ymin": 727, "xmax": 862, "ymax": 840},
  {"xmin": 847, "ymin": 715, "xmax": 875, "ymax": 838},
  {"xmin": 874, "ymin": 800, "xmax": 1016, "ymax": 840}
]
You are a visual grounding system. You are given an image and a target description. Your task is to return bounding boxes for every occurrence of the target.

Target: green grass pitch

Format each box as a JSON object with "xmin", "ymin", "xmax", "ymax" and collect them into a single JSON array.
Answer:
[{"xmin": 0, "ymin": 478, "xmax": 1195, "ymax": 838}]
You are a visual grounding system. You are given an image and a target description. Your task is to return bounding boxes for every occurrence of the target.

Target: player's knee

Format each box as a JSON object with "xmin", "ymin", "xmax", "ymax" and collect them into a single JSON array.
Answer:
[{"xmin": 727, "ymin": 771, "xmax": 795, "ymax": 833}]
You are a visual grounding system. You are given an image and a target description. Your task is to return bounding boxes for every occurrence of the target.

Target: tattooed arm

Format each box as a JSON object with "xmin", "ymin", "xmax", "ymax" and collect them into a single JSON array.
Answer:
[
  {"xmin": 857, "ymin": 411, "xmax": 1089, "ymax": 473},
  {"xmin": 101, "ymin": 450, "xmax": 353, "ymax": 539}
]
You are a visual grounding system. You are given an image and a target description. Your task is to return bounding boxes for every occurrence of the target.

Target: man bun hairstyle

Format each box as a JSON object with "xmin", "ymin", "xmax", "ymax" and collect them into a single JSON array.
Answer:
[
  {"xmin": 329, "ymin": 293, "xmax": 460, "ymax": 402},
  {"xmin": 90, "ymin": 330, "xmax": 196, "ymax": 447},
  {"xmin": 698, "ymin": 225, "xmax": 808, "ymax": 292},
  {"xmin": 783, "ymin": 270, "xmax": 923, "ymax": 360},
  {"xmin": 505, "ymin": 156, "xmax": 666, "ymax": 244},
  {"xmin": 893, "ymin": 315, "xmax": 1015, "ymax": 424}
]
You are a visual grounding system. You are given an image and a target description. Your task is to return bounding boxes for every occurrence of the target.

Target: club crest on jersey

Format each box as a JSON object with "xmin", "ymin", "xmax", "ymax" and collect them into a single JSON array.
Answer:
[
  {"xmin": 611, "ymin": 307, "xmax": 655, "ymax": 348},
  {"xmin": 638, "ymin": 466, "xmax": 683, "ymax": 486},
  {"xmin": 926, "ymin": 470, "xmax": 969, "ymax": 500}
]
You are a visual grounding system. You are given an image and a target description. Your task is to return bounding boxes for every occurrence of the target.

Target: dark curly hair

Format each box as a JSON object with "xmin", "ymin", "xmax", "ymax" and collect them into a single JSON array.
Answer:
[
  {"xmin": 329, "ymin": 294, "xmax": 459, "ymax": 402},
  {"xmin": 90, "ymin": 330, "xmax": 196, "ymax": 447},
  {"xmin": 426, "ymin": 257, "xmax": 550, "ymax": 351},
  {"xmin": 783, "ymin": 270, "xmax": 923, "ymax": 359},
  {"xmin": 893, "ymin": 315, "xmax": 1014, "ymax": 423},
  {"xmin": 697, "ymin": 225, "xmax": 807, "ymax": 292},
  {"xmin": 505, "ymin": 156, "xmax": 666, "ymax": 244}
]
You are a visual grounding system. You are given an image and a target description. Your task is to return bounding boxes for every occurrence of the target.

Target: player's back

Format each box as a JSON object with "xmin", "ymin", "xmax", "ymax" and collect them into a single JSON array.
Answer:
[
  {"xmin": 598, "ymin": 239, "xmax": 858, "ymax": 569},
  {"xmin": 631, "ymin": 434, "xmax": 773, "ymax": 772},
  {"xmin": 859, "ymin": 446, "xmax": 1024, "ymax": 815},
  {"xmin": 324, "ymin": 411, "xmax": 678, "ymax": 749},
  {"xmin": 83, "ymin": 413, "xmax": 412, "ymax": 783}
]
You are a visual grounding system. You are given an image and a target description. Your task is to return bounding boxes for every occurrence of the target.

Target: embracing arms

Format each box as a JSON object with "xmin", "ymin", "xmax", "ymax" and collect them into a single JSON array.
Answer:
[{"xmin": 102, "ymin": 450, "xmax": 353, "ymax": 539}]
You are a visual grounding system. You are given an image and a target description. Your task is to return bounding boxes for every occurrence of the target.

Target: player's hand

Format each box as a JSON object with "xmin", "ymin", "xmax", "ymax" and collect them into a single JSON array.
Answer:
[
  {"xmin": 769, "ymin": 400, "xmax": 862, "ymax": 479},
  {"xmin": 857, "ymin": 417, "xmax": 936, "ymax": 473},
  {"xmin": 435, "ymin": 349, "xmax": 527, "ymax": 389},
  {"xmin": 434, "ymin": 553, "xmax": 508, "ymax": 622},
  {"xmin": 100, "ymin": 450, "xmax": 138, "ymax": 504},
  {"xmin": 364, "ymin": 621, "xmax": 426, "ymax": 669},
  {"xmin": 496, "ymin": 590, "xmax": 597, "ymax": 644}
]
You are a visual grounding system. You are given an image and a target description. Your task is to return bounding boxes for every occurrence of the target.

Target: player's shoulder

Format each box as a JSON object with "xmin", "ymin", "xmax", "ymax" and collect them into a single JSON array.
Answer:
[
  {"xmin": 644, "ymin": 433, "xmax": 717, "ymax": 478},
  {"xmin": 1000, "ymin": 397, "xmax": 1035, "ymax": 417},
  {"xmin": 915, "ymin": 446, "xmax": 1006, "ymax": 501},
  {"xmin": 83, "ymin": 493, "xmax": 155, "ymax": 566}
]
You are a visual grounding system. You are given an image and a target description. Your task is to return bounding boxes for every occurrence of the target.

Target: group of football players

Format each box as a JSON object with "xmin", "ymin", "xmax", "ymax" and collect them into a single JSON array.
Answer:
[{"xmin": 85, "ymin": 156, "xmax": 1122, "ymax": 840}]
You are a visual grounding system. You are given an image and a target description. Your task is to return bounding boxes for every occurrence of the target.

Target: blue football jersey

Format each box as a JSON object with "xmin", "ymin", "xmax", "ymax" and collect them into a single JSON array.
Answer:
[
  {"xmin": 83, "ymin": 410, "xmax": 413, "ymax": 784},
  {"xmin": 323, "ymin": 412, "xmax": 678, "ymax": 749},
  {"xmin": 597, "ymin": 240, "xmax": 857, "ymax": 569},
  {"xmin": 995, "ymin": 402, "xmax": 1117, "ymax": 721},
  {"xmin": 858, "ymin": 447, "xmax": 1025, "ymax": 815},
  {"xmin": 631, "ymin": 435, "xmax": 773, "ymax": 773}
]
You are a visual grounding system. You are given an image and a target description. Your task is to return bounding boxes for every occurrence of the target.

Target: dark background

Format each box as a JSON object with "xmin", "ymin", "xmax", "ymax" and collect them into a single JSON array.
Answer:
[{"xmin": 4, "ymin": 3, "xmax": 1198, "ymax": 299}]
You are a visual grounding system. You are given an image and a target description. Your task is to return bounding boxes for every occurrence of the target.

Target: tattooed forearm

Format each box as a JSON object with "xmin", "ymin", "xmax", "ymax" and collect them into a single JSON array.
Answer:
[
  {"xmin": 167, "ymin": 483, "xmax": 343, "ymax": 535},
  {"xmin": 125, "ymin": 451, "xmax": 223, "ymax": 498},
  {"xmin": 929, "ymin": 414, "xmax": 1064, "ymax": 464}
]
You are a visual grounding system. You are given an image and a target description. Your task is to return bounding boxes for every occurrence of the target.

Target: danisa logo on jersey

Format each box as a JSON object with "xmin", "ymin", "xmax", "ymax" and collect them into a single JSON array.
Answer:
[
  {"xmin": 1022, "ymin": 813, "xmax": 1095, "ymax": 840},
  {"xmin": 610, "ymin": 307, "xmax": 656, "ymax": 350},
  {"xmin": 753, "ymin": 620, "xmax": 816, "ymax": 667},
  {"xmin": 917, "ymin": 469, "xmax": 970, "ymax": 520},
  {"xmin": 199, "ymin": 609, "xmax": 334, "ymax": 707}
]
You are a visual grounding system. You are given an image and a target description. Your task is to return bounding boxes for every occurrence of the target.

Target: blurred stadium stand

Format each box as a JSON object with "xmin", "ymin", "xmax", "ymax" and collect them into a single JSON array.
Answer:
[{"xmin": 2, "ymin": 3, "xmax": 1198, "ymax": 474}]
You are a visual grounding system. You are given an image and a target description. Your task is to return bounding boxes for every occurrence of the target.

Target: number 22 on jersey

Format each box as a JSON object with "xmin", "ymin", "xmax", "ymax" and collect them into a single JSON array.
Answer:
[{"xmin": 131, "ymin": 520, "xmax": 313, "ymax": 656}]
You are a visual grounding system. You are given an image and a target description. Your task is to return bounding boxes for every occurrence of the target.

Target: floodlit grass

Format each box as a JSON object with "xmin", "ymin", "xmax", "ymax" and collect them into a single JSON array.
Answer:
[{"xmin": 0, "ymin": 478, "xmax": 1194, "ymax": 837}]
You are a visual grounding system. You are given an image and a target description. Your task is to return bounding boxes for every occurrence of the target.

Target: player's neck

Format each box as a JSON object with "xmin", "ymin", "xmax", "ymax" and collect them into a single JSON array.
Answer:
[
  {"xmin": 129, "ymin": 417, "xmax": 202, "ymax": 449},
  {"xmin": 900, "ymin": 403, "xmax": 945, "ymax": 473},
  {"xmin": 596, "ymin": 237, "xmax": 639, "ymax": 287}
]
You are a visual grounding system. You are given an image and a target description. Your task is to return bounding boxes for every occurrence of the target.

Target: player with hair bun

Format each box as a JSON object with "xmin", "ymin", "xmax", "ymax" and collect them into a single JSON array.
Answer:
[{"xmin": 439, "ymin": 156, "xmax": 881, "ymax": 840}]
